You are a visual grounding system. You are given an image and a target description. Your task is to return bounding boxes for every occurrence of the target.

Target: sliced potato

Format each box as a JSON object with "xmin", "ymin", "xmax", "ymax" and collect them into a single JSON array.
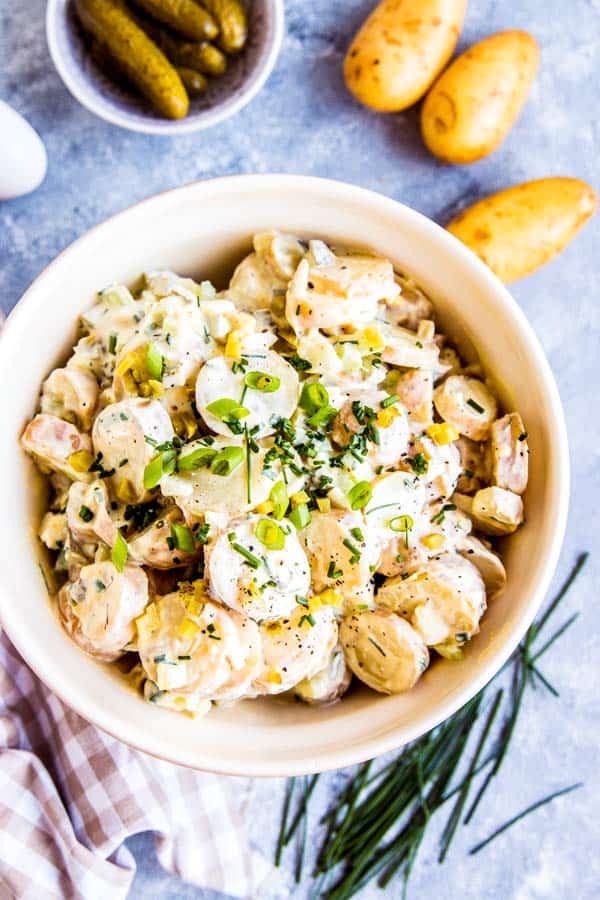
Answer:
[
  {"xmin": 454, "ymin": 487, "xmax": 524, "ymax": 535},
  {"xmin": 66, "ymin": 479, "xmax": 118, "ymax": 547},
  {"xmin": 294, "ymin": 648, "xmax": 352, "ymax": 705},
  {"xmin": 490, "ymin": 412, "xmax": 529, "ymax": 494},
  {"xmin": 21, "ymin": 413, "xmax": 93, "ymax": 482},
  {"xmin": 433, "ymin": 375, "xmax": 498, "ymax": 440},
  {"xmin": 421, "ymin": 30, "xmax": 539, "ymax": 164},
  {"xmin": 447, "ymin": 178, "xmax": 597, "ymax": 283},
  {"xmin": 344, "ymin": 0, "xmax": 468, "ymax": 112},
  {"xmin": 459, "ymin": 534, "xmax": 507, "ymax": 598},
  {"xmin": 58, "ymin": 561, "xmax": 148, "ymax": 662},
  {"xmin": 41, "ymin": 367, "xmax": 99, "ymax": 432},
  {"xmin": 377, "ymin": 553, "xmax": 486, "ymax": 645},
  {"xmin": 254, "ymin": 606, "xmax": 338, "ymax": 695},
  {"xmin": 340, "ymin": 609, "xmax": 429, "ymax": 694}
]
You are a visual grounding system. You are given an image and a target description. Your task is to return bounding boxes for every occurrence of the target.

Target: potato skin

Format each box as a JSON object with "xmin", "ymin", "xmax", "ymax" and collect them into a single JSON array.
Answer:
[
  {"xmin": 344, "ymin": 0, "xmax": 468, "ymax": 113},
  {"xmin": 421, "ymin": 30, "xmax": 539, "ymax": 164},
  {"xmin": 447, "ymin": 178, "xmax": 597, "ymax": 282}
]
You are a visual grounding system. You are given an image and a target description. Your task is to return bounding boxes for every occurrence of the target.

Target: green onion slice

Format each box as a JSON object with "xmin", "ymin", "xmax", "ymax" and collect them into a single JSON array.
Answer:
[
  {"xmin": 389, "ymin": 514, "xmax": 414, "ymax": 533},
  {"xmin": 111, "ymin": 530, "xmax": 128, "ymax": 573},
  {"xmin": 244, "ymin": 371, "xmax": 281, "ymax": 393},
  {"xmin": 269, "ymin": 481, "xmax": 289, "ymax": 519},
  {"xmin": 255, "ymin": 518, "xmax": 286, "ymax": 551},
  {"xmin": 289, "ymin": 503, "xmax": 311, "ymax": 531},
  {"xmin": 300, "ymin": 382, "xmax": 329, "ymax": 415},
  {"xmin": 79, "ymin": 505, "xmax": 94, "ymax": 522},
  {"xmin": 171, "ymin": 523, "xmax": 196, "ymax": 553},
  {"xmin": 348, "ymin": 481, "xmax": 372, "ymax": 511},
  {"xmin": 210, "ymin": 446, "xmax": 244, "ymax": 476},
  {"xmin": 143, "ymin": 453, "xmax": 164, "ymax": 490},
  {"xmin": 146, "ymin": 341, "xmax": 164, "ymax": 381},
  {"xmin": 307, "ymin": 405, "xmax": 337, "ymax": 428},
  {"xmin": 177, "ymin": 446, "xmax": 216, "ymax": 471},
  {"xmin": 381, "ymin": 394, "xmax": 399, "ymax": 409},
  {"xmin": 206, "ymin": 398, "xmax": 250, "ymax": 422}
]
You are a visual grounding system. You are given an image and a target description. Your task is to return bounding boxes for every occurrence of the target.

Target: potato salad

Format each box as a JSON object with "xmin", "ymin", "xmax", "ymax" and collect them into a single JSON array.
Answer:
[{"xmin": 22, "ymin": 232, "xmax": 529, "ymax": 717}]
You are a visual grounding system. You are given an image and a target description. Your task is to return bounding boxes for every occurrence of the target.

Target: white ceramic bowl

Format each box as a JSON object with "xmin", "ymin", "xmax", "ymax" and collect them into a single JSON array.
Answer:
[
  {"xmin": 0, "ymin": 175, "xmax": 569, "ymax": 776},
  {"xmin": 46, "ymin": 0, "xmax": 284, "ymax": 135}
]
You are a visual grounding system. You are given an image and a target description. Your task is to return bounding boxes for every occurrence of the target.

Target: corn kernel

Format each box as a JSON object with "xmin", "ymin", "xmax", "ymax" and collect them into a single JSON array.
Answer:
[
  {"xmin": 68, "ymin": 449, "xmax": 94, "ymax": 473},
  {"xmin": 266, "ymin": 670, "xmax": 282, "ymax": 684},
  {"xmin": 359, "ymin": 326, "xmax": 384, "ymax": 352},
  {"xmin": 256, "ymin": 501, "xmax": 274, "ymax": 515},
  {"xmin": 376, "ymin": 407, "xmax": 400, "ymax": 428},
  {"xmin": 316, "ymin": 497, "xmax": 331, "ymax": 513},
  {"xmin": 225, "ymin": 329, "xmax": 242, "ymax": 359},
  {"xmin": 426, "ymin": 422, "xmax": 460, "ymax": 445},
  {"xmin": 316, "ymin": 588, "xmax": 342, "ymax": 607},
  {"xmin": 179, "ymin": 618, "xmax": 200, "ymax": 640},
  {"xmin": 291, "ymin": 491, "xmax": 310, "ymax": 507},
  {"xmin": 421, "ymin": 533, "xmax": 446, "ymax": 550},
  {"xmin": 116, "ymin": 478, "xmax": 136, "ymax": 503},
  {"xmin": 308, "ymin": 595, "xmax": 323, "ymax": 612}
]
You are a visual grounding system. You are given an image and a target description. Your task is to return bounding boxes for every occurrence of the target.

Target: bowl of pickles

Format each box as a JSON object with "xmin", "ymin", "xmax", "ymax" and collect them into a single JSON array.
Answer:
[{"xmin": 46, "ymin": 0, "xmax": 284, "ymax": 134}]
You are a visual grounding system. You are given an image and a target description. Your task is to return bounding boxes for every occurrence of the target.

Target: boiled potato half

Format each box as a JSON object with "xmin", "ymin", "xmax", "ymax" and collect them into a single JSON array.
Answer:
[
  {"xmin": 447, "ymin": 178, "xmax": 597, "ymax": 282},
  {"xmin": 421, "ymin": 30, "xmax": 539, "ymax": 164},
  {"xmin": 344, "ymin": 0, "xmax": 468, "ymax": 113}
]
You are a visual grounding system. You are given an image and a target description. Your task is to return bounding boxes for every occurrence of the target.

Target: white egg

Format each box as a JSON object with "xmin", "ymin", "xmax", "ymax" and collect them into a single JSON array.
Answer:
[{"xmin": 0, "ymin": 102, "xmax": 47, "ymax": 200}]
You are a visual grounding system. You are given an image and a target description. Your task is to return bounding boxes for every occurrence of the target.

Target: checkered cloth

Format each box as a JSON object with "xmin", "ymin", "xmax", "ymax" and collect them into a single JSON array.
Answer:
[{"xmin": 0, "ymin": 631, "xmax": 275, "ymax": 900}]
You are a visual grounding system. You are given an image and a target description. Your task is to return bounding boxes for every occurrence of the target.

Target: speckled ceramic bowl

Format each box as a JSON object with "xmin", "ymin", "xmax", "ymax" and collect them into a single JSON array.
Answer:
[{"xmin": 46, "ymin": 0, "xmax": 284, "ymax": 134}]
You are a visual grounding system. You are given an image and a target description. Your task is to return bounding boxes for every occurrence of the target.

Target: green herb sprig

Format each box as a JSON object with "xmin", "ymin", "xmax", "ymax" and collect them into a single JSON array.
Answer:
[{"xmin": 275, "ymin": 552, "xmax": 588, "ymax": 898}]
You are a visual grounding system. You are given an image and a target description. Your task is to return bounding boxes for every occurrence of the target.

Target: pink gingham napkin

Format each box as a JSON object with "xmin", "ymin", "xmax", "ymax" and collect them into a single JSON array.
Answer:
[{"xmin": 0, "ymin": 630, "xmax": 275, "ymax": 900}]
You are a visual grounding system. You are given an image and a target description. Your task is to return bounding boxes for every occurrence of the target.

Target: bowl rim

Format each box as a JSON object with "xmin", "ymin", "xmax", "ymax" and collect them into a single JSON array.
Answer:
[
  {"xmin": 0, "ymin": 175, "xmax": 570, "ymax": 775},
  {"xmin": 45, "ymin": 0, "xmax": 285, "ymax": 135}
]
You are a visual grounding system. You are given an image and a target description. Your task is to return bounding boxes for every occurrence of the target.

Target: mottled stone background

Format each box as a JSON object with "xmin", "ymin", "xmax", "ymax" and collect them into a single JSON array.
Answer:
[{"xmin": 1, "ymin": 0, "xmax": 599, "ymax": 898}]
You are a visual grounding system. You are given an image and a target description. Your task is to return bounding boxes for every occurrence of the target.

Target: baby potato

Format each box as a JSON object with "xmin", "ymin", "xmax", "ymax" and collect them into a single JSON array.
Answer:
[
  {"xmin": 344, "ymin": 0, "xmax": 467, "ymax": 113},
  {"xmin": 447, "ymin": 178, "xmax": 598, "ymax": 283},
  {"xmin": 421, "ymin": 30, "xmax": 539, "ymax": 164}
]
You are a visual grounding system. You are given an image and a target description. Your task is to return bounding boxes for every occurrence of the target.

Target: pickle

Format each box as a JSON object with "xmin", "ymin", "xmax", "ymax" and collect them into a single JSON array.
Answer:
[
  {"xmin": 130, "ymin": 0, "xmax": 218, "ymax": 41},
  {"xmin": 200, "ymin": 0, "xmax": 247, "ymax": 54},
  {"xmin": 177, "ymin": 67, "xmax": 208, "ymax": 97},
  {"xmin": 138, "ymin": 17, "xmax": 227, "ymax": 74},
  {"xmin": 75, "ymin": 0, "xmax": 189, "ymax": 119}
]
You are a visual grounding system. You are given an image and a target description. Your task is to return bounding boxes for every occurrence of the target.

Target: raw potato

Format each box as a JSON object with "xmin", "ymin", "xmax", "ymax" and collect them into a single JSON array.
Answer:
[
  {"xmin": 447, "ymin": 178, "xmax": 598, "ymax": 283},
  {"xmin": 344, "ymin": 0, "xmax": 468, "ymax": 113},
  {"xmin": 421, "ymin": 30, "xmax": 539, "ymax": 164}
]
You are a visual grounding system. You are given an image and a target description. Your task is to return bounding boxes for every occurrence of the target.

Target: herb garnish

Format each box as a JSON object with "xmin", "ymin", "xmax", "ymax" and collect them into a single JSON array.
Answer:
[
  {"xmin": 275, "ymin": 552, "xmax": 588, "ymax": 897},
  {"xmin": 467, "ymin": 398, "xmax": 485, "ymax": 414}
]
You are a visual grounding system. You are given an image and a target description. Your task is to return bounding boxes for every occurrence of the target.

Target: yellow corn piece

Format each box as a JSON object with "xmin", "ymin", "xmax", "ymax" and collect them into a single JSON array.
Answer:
[
  {"xmin": 180, "ymin": 618, "xmax": 200, "ymax": 640},
  {"xmin": 316, "ymin": 497, "xmax": 331, "ymax": 513},
  {"xmin": 376, "ymin": 407, "xmax": 400, "ymax": 428},
  {"xmin": 247, "ymin": 579, "xmax": 261, "ymax": 599},
  {"xmin": 68, "ymin": 449, "xmax": 94, "ymax": 473},
  {"xmin": 421, "ymin": 533, "xmax": 446, "ymax": 550},
  {"xmin": 359, "ymin": 326, "xmax": 384, "ymax": 352},
  {"xmin": 185, "ymin": 597, "xmax": 203, "ymax": 617},
  {"xmin": 291, "ymin": 491, "xmax": 310, "ymax": 507},
  {"xmin": 225, "ymin": 329, "xmax": 242, "ymax": 359},
  {"xmin": 308, "ymin": 595, "xmax": 323, "ymax": 612},
  {"xmin": 426, "ymin": 422, "xmax": 460, "ymax": 445},
  {"xmin": 316, "ymin": 588, "xmax": 342, "ymax": 607},
  {"xmin": 266, "ymin": 670, "xmax": 282, "ymax": 684},
  {"xmin": 256, "ymin": 500, "xmax": 274, "ymax": 515},
  {"xmin": 174, "ymin": 696, "xmax": 187, "ymax": 708},
  {"xmin": 116, "ymin": 478, "xmax": 137, "ymax": 503}
]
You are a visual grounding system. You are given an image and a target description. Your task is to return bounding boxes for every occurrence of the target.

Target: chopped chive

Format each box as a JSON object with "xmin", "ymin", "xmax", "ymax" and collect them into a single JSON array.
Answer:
[
  {"xmin": 470, "ymin": 783, "xmax": 583, "ymax": 855},
  {"xmin": 108, "ymin": 333, "xmax": 117, "ymax": 354},
  {"xmin": 350, "ymin": 527, "xmax": 364, "ymax": 542},
  {"xmin": 296, "ymin": 595, "xmax": 309, "ymax": 608},
  {"xmin": 343, "ymin": 538, "xmax": 361, "ymax": 564},
  {"xmin": 231, "ymin": 542, "xmax": 261, "ymax": 569},
  {"xmin": 79, "ymin": 505, "xmax": 94, "ymax": 522},
  {"xmin": 467, "ymin": 398, "xmax": 485, "ymax": 414},
  {"xmin": 299, "ymin": 613, "xmax": 316, "ymax": 628},
  {"xmin": 170, "ymin": 523, "xmax": 195, "ymax": 553},
  {"xmin": 368, "ymin": 636, "xmax": 386, "ymax": 656},
  {"xmin": 381, "ymin": 394, "xmax": 399, "ymax": 409},
  {"xmin": 328, "ymin": 560, "xmax": 343, "ymax": 579}
]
